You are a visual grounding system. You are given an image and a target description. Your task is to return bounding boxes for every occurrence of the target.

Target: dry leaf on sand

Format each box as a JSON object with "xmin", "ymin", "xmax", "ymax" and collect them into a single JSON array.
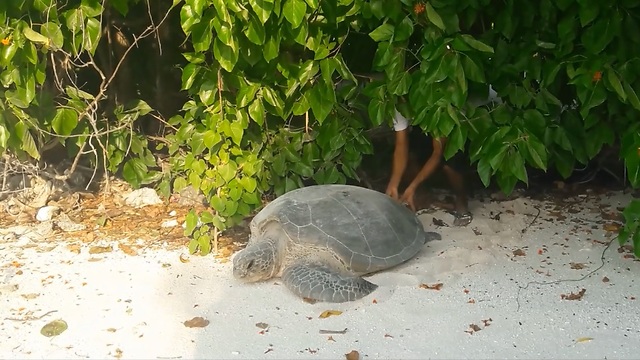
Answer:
[
  {"xmin": 183, "ymin": 317, "xmax": 210, "ymax": 328},
  {"xmin": 561, "ymin": 288, "xmax": 586, "ymax": 301},
  {"xmin": 570, "ymin": 262, "xmax": 586, "ymax": 270},
  {"xmin": 512, "ymin": 249, "xmax": 526, "ymax": 256},
  {"xmin": 575, "ymin": 337, "xmax": 594, "ymax": 343},
  {"xmin": 345, "ymin": 350, "xmax": 360, "ymax": 360},
  {"xmin": 319, "ymin": 310, "xmax": 343, "ymax": 319},
  {"xmin": 419, "ymin": 283, "xmax": 443, "ymax": 290},
  {"xmin": 89, "ymin": 245, "xmax": 112, "ymax": 254},
  {"xmin": 40, "ymin": 319, "xmax": 68, "ymax": 337},
  {"xmin": 118, "ymin": 243, "xmax": 137, "ymax": 256}
]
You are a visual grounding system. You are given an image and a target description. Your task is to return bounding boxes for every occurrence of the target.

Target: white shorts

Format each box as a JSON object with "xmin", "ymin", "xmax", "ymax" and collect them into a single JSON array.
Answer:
[
  {"xmin": 391, "ymin": 85, "xmax": 501, "ymax": 132},
  {"xmin": 392, "ymin": 109, "xmax": 409, "ymax": 131}
]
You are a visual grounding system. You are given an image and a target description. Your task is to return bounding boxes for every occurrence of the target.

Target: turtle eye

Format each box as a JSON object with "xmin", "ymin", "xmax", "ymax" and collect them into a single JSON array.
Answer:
[{"xmin": 246, "ymin": 260, "xmax": 254, "ymax": 271}]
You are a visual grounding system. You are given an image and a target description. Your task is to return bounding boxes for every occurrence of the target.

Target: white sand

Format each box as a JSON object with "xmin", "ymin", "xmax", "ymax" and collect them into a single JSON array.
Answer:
[{"xmin": 1, "ymin": 190, "xmax": 639, "ymax": 359}]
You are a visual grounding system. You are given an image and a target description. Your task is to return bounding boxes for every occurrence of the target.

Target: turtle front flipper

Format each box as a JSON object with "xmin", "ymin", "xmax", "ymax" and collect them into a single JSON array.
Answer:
[{"xmin": 282, "ymin": 263, "xmax": 378, "ymax": 303}]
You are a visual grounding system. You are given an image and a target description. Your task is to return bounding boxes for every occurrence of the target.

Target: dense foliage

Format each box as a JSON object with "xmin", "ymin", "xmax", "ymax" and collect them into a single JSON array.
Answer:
[{"xmin": 1, "ymin": 0, "xmax": 640, "ymax": 256}]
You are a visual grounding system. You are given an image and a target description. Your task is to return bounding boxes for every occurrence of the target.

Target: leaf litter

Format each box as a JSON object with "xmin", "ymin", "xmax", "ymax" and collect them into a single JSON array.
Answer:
[
  {"xmin": 40, "ymin": 319, "xmax": 68, "ymax": 337},
  {"xmin": 319, "ymin": 310, "xmax": 342, "ymax": 318},
  {"xmin": 419, "ymin": 282, "xmax": 443, "ymax": 290},
  {"xmin": 345, "ymin": 350, "xmax": 360, "ymax": 360},
  {"xmin": 464, "ymin": 318, "xmax": 492, "ymax": 335},
  {"xmin": 183, "ymin": 317, "xmax": 209, "ymax": 328},
  {"xmin": 569, "ymin": 262, "xmax": 587, "ymax": 270},
  {"xmin": 561, "ymin": 288, "xmax": 586, "ymax": 301}
]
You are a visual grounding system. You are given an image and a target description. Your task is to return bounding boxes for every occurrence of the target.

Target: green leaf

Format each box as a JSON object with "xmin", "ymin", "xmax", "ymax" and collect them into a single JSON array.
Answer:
[
  {"xmin": 262, "ymin": 87, "xmax": 284, "ymax": 113},
  {"xmin": 200, "ymin": 210, "xmax": 215, "ymax": 224},
  {"xmin": 248, "ymin": 98, "xmax": 265, "ymax": 125},
  {"xmin": 122, "ymin": 158, "xmax": 148, "ymax": 189},
  {"xmin": 578, "ymin": 3, "xmax": 599, "ymax": 27},
  {"xmin": 111, "ymin": 0, "xmax": 129, "ymax": 16},
  {"xmin": 191, "ymin": 20, "xmax": 213, "ymax": 52},
  {"xmin": 81, "ymin": 0, "xmax": 104, "ymax": 17},
  {"xmin": 308, "ymin": 82, "xmax": 335, "ymax": 124},
  {"xmin": 633, "ymin": 229, "xmax": 640, "ymax": 258},
  {"xmin": 526, "ymin": 136, "xmax": 548, "ymax": 170},
  {"xmin": 425, "ymin": 3, "xmax": 445, "ymax": 31},
  {"xmin": 510, "ymin": 152, "xmax": 528, "ymax": 184},
  {"xmin": 237, "ymin": 83, "xmax": 259, "ymax": 108},
  {"xmin": 238, "ymin": 176, "xmax": 257, "ymax": 192},
  {"xmin": 579, "ymin": 84, "xmax": 607, "ymax": 119},
  {"xmin": 369, "ymin": 23, "xmax": 394, "ymax": 42},
  {"xmin": 245, "ymin": 11, "xmax": 266, "ymax": 45},
  {"xmin": 203, "ymin": 130, "xmax": 222, "ymax": 148},
  {"xmin": 623, "ymin": 82, "xmax": 640, "ymax": 111},
  {"xmin": 367, "ymin": 98, "xmax": 386, "ymax": 127},
  {"xmin": 249, "ymin": 0, "xmax": 274, "ymax": 23},
  {"xmin": 394, "ymin": 16, "xmax": 413, "ymax": 43},
  {"xmin": 23, "ymin": 27, "xmax": 49, "ymax": 44},
  {"xmin": 626, "ymin": 153, "xmax": 640, "ymax": 190},
  {"xmin": 554, "ymin": 149, "xmax": 576, "ymax": 179},
  {"xmin": 0, "ymin": 123, "xmax": 8, "ymax": 149},
  {"xmin": 477, "ymin": 157, "xmax": 492, "ymax": 187},
  {"xmin": 460, "ymin": 34, "xmax": 494, "ymax": 53},
  {"xmin": 52, "ymin": 108, "xmax": 79, "ymax": 135},
  {"xmin": 605, "ymin": 69, "xmax": 626, "ymax": 101},
  {"xmin": 444, "ymin": 126, "xmax": 465, "ymax": 160},
  {"xmin": 41, "ymin": 23, "xmax": 64, "ymax": 49},
  {"xmin": 180, "ymin": 5, "xmax": 199, "ymax": 34},
  {"xmin": 14, "ymin": 121, "xmax": 40, "ymax": 160},
  {"xmin": 320, "ymin": 59, "xmax": 335, "ymax": 87},
  {"xmin": 218, "ymin": 162, "xmax": 237, "ymax": 183},
  {"xmin": 283, "ymin": 0, "xmax": 307, "ymax": 29},
  {"xmin": 1, "ymin": 41, "xmax": 19, "ymax": 65},
  {"xmin": 496, "ymin": 170, "xmax": 518, "ymax": 195},
  {"xmin": 199, "ymin": 80, "xmax": 217, "ymax": 106},
  {"xmin": 581, "ymin": 18, "xmax": 615, "ymax": 54},
  {"xmin": 292, "ymin": 93, "xmax": 310, "ymax": 115},
  {"xmin": 292, "ymin": 162, "xmax": 314, "ymax": 177},
  {"xmin": 389, "ymin": 72, "xmax": 412, "ymax": 95},
  {"xmin": 461, "ymin": 56, "xmax": 485, "ymax": 83},
  {"xmin": 263, "ymin": 35, "xmax": 280, "ymax": 62},
  {"xmin": 229, "ymin": 121, "xmax": 244, "ymax": 145},
  {"xmin": 33, "ymin": 0, "xmax": 54, "ymax": 11},
  {"xmin": 210, "ymin": 196, "xmax": 226, "ymax": 213},
  {"xmin": 213, "ymin": 38, "xmax": 238, "ymax": 72},
  {"xmin": 181, "ymin": 64, "xmax": 200, "ymax": 90},
  {"xmin": 185, "ymin": 211, "xmax": 199, "ymax": 235},
  {"xmin": 489, "ymin": 144, "xmax": 508, "ymax": 170},
  {"xmin": 83, "ymin": 18, "xmax": 101, "ymax": 55},
  {"xmin": 522, "ymin": 109, "xmax": 547, "ymax": 139},
  {"xmin": 535, "ymin": 39, "xmax": 556, "ymax": 49}
]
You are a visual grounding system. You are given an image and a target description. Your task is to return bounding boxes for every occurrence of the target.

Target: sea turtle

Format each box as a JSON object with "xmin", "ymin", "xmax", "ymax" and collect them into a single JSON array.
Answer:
[{"xmin": 232, "ymin": 184, "xmax": 441, "ymax": 303}]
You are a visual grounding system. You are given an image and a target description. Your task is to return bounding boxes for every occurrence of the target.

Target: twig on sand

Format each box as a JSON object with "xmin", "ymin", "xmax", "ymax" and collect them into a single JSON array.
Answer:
[
  {"xmin": 515, "ymin": 237, "xmax": 615, "ymax": 312},
  {"xmin": 319, "ymin": 328, "xmax": 348, "ymax": 334},
  {"xmin": 5, "ymin": 310, "xmax": 58, "ymax": 321},
  {"xmin": 521, "ymin": 206, "xmax": 541, "ymax": 234}
]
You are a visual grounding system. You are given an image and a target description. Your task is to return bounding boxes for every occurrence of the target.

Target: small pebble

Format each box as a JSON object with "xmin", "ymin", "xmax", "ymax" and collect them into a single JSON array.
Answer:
[
  {"xmin": 161, "ymin": 219, "xmax": 179, "ymax": 228},
  {"xmin": 36, "ymin": 206, "xmax": 59, "ymax": 222}
]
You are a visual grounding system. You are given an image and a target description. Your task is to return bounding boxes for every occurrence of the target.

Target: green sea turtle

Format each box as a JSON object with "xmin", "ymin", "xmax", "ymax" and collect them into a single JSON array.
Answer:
[{"xmin": 232, "ymin": 184, "xmax": 440, "ymax": 303}]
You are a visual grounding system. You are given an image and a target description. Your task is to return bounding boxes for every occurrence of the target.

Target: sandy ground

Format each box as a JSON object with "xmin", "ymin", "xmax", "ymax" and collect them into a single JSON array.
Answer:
[{"xmin": 1, "ymin": 188, "xmax": 639, "ymax": 360}]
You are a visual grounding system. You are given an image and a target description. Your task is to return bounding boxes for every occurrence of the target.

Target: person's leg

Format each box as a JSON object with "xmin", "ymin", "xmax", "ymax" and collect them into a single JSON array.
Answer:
[{"xmin": 442, "ymin": 164, "xmax": 472, "ymax": 226}]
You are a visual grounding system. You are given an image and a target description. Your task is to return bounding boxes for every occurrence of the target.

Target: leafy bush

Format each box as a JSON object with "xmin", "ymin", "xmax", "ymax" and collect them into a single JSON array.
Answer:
[
  {"xmin": 0, "ymin": 0, "xmax": 175, "ymax": 190},
  {"xmin": 2, "ymin": 0, "xmax": 640, "ymax": 255}
]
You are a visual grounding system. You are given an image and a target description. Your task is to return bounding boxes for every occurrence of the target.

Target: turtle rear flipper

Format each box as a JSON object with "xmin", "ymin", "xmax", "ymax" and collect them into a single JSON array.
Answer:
[{"xmin": 282, "ymin": 263, "xmax": 378, "ymax": 303}]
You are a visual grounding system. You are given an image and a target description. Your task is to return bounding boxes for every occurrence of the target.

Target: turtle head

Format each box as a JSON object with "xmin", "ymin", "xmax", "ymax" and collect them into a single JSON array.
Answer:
[{"xmin": 232, "ymin": 239, "xmax": 280, "ymax": 282}]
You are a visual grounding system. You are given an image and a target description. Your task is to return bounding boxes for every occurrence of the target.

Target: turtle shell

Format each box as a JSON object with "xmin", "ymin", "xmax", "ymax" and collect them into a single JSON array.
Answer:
[{"xmin": 249, "ymin": 184, "xmax": 430, "ymax": 274}]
